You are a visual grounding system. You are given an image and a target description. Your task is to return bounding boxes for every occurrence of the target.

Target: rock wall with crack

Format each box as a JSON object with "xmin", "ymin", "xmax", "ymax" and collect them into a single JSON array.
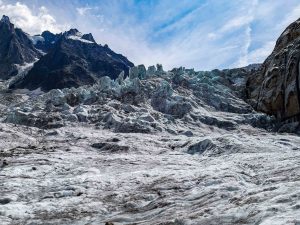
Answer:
[{"xmin": 246, "ymin": 18, "xmax": 300, "ymax": 125}]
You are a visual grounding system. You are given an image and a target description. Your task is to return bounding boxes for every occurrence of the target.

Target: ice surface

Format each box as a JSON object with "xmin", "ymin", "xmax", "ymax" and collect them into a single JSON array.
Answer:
[
  {"xmin": 0, "ymin": 124, "xmax": 299, "ymax": 224},
  {"xmin": 0, "ymin": 65, "xmax": 299, "ymax": 224}
]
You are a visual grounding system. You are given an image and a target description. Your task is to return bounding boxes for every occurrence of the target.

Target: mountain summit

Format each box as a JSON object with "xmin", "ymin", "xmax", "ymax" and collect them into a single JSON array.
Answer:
[
  {"xmin": 0, "ymin": 15, "xmax": 10, "ymax": 23},
  {"xmin": 11, "ymin": 27, "xmax": 134, "ymax": 91},
  {"xmin": 0, "ymin": 15, "xmax": 41, "ymax": 79}
]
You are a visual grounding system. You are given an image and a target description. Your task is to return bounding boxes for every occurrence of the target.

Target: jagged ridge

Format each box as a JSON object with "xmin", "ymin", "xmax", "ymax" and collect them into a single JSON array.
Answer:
[{"xmin": 0, "ymin": 15, "xmax": 41, "ymax": 80}]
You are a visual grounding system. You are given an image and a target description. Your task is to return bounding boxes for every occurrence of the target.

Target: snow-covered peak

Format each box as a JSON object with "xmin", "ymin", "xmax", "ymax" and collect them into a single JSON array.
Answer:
[{"xmin": 64, "ymin": 29, "xmax": 95, "ymax": 44}]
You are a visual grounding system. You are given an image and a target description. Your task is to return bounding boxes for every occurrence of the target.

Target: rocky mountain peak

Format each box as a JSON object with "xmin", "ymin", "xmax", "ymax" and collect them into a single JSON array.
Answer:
[
  {"xmin": 61, "ymin": 28, "xmax": 96, "ymax": 44},
  {"xmin": 82, "ymin": 33, "xmax": 96, "ymax": 43},
  {"xmin": 0, "ymin": 15, "xmax": 14, "ymax": 31},
  {"xmin": 0, "ymin": 15, "xmax": 41, "ymax": 80},
  {"xmin": 273, "ymin": 17, "xmax": 300, "ymax": 52},
  {"xmin": 41, "ymin": 30, "xmax": 57, "ymax": 40},
  {"xmin": 10, "ymin": 25, "xmax": 133, "ymax": 90},
  {"xmin": 64, "ymin": 28, "xmax": 80, "ymax": 37},
  {"xmin": 0, "ymin": 15, "xmax": 10, "ymax": 24}
]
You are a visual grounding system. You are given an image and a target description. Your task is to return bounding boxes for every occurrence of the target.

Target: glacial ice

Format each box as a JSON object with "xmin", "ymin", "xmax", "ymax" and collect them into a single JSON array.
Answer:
[{"xmin": 0, "ymin": 64, "xmax": 299, "ymax": 225}]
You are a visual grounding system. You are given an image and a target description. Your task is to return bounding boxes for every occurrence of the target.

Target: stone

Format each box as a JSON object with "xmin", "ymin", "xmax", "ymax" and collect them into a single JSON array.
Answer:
[
  {"xmin": 77, "ymin": 113, "xmax": 89, "ymax": 122},
  {"xmin": 139, "ymin": 114, "xmax": 155, "ymax": 122},
  {"xmin": 91, "ymin": 142, "xmax": 129, "ymax": 152},
  {"xmin": 183, "ymin": 130, "xmax": 193, "ymax": 137},
  {"xmin": 105, "ymin": 222, "xmax": 114, "ymax": 225},
  {"xmin": 62, "ymin": 103, "xmax": 71, "ymax": 111},
  {"xmin": 65, "ymin": 93, "xmax": 80, "ymax": 107},
  {"xmin": 48, "ymin": 89, "xmax": 65, "ymax": 106},
  {"xmin": 0, "ymin": 198, "xmax": 11, "ymax": 205},
  {"xmin": 73, "ymin": 105, "xmax": 87, "ymax": 114},
  {"xmin": 45, "ymin": 130, "xmax": 59, "ymax": 136},
  {"xmin": 107, "ymin": 137, "xmax": 120, "ymax": 142},
  {"xmin": 65, "ymin": 114, "xmax": 78, "ymax": 122},
  {"xmin": 187, "ymin": 139, "xmax": 216, "ymax": 155},
  {"xmin": 1, "ymin": 160, "xmax": 8, "ymax": 167}
]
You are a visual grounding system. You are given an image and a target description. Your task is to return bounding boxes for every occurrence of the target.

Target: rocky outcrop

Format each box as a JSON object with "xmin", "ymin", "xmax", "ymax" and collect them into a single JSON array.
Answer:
[
  {"xmin": 33, "ymin": 30, "xmax": 61, "ymax": 53},
  {"xmin": 0, "ymin": 15, "xmax": 41, "ymax": 80},
  {"xmin": 246, "ymin": 18, "xmax": 300, "ymax": 122}
]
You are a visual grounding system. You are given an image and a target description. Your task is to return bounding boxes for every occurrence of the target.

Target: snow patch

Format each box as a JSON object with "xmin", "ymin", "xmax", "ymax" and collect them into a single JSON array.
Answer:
[
  {"xmin": 29, "ymin": 35, "xmax": 45, "ymax": 45},
  {"xmin": 68, "ymin": 35, "xmax": 94, "ymax": 44},
  {"xmin": 66, "ymin": 31, "xmax": 94, "ymax": 44}
]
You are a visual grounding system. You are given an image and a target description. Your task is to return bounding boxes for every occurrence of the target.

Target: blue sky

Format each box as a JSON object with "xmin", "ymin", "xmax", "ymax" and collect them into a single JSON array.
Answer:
[{"xmin": 1, "ymin": 0, "xmax": 300, "ymax": 70}]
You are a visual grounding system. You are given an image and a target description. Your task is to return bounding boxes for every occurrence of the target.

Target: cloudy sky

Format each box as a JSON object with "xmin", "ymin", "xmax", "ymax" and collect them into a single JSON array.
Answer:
[{"xmin": 1, "ymin": 0, "xmax": 300, "ymax": 70}]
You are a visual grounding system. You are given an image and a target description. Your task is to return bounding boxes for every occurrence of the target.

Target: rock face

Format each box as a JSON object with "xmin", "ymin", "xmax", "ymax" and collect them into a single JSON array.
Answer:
[
  {"xmin": 246, "ymin": 18, "xmax": 300, "ymax": 122},
  {"xmin": 0, "ymin": 15, "xmax": 41, "ymax": 80},
  {"xmin": 33, "ymin": 31, "xmax": 61, "ymax": 53},
  {"xmin": 10, "ymin": 28, "xmax": 134, "ymax": 91}
]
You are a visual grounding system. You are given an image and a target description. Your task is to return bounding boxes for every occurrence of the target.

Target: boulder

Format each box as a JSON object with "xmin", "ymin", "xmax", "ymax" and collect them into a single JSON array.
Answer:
[
  {"xmin": 65, "ymin": 114, "xmax": 78, "ymax": 122},
  {"xmin": 48, "ymin": 89, "xmax": 65, "ymax": 106},
  {"xmin": 187, "ymin": 139, "xmax": 216, "ymax": 155},
  {"xmin": 74, "ymin": 105, "xmax": 89, "ymax": 122}
]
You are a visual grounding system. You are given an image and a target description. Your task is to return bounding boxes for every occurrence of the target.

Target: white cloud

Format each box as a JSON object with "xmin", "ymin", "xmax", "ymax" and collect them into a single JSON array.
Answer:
[
  {"xmin": 76, "ymin": 6, "xmax": 93, "ymax": 16},
  {"xmin": 207, "ymin": 32, "xmax": 217, "ymax": 40},
  {"xmin": 0, "ymin": 1, "xmax": 68, "ymax": 34},
  {"xmin": 220, "ymin": 15, "xmax": 253, "ymax": 33},
  {"xmin": 234, "ymin": 26, "xmax": 253, "ymax": 67},
  {"xmin": 232, "ymin": 1, "xmax": 300, "ymax": 68},
  {"xmin": 278, "ymin": 4, "xmax": 300, "ymax": 30},
  {"xmin": 247, "ymin": 41, "xmax": 275, "ymax": 64}
]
